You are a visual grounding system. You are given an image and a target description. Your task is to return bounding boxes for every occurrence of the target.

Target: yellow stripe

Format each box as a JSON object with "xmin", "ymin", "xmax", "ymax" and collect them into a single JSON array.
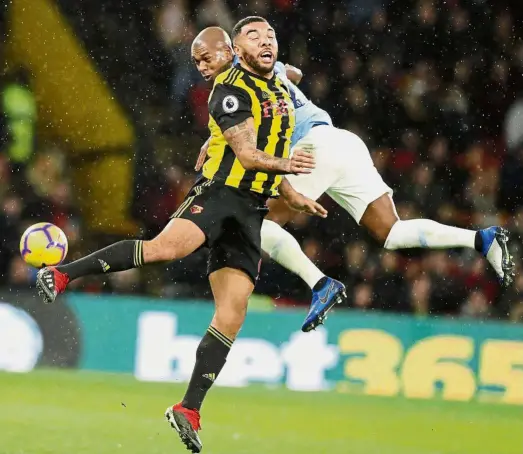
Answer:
[
  {"xmin": 180, "ymin": 196, "xmax": 195, "ymax": 217},
  {"xmin": 229, "ymin": 69, "xmax": 242, "ymax": 85},
  {"xmin": 224, "ymin": 68, "xmax": 239, "ymax": 85},
  {"xmin": 223, "ymin": 77, "xmax": 261, "ymax": 188},
  {"xmin": 270, "ymin": 175, "xmax": 283, "ymax": 195},
  {"xmin": 203, "ymin": 117, "xmax": 226, "ymax": 180},
  {"xmin": 208, "ymin": 326, "xmax": 233, "ymax": 347},
  {"xmin": 227, "ymin": 69, "xmax": 239, "ymax": 85},
  {"xmin": 172, "ymin": 196, "xmax": 195, "ymax": 218},
  {"xmin": 138, "ymin": 240, "xmax": 144, "ymax": 267},
  {"xmin": 133, "ymin": 240, "xmax": 144, "ymax": 267}
]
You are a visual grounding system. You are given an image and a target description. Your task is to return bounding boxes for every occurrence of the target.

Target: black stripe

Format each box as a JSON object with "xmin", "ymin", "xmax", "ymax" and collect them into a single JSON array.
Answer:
[
  {"xmin": 262, "ymin": 80, "xmax": 291, "ymax": 193},
  {"xmin": 214, "ymin": 145, "xmax": 237, "ymax": 183},
  {"xmin": 239, "ymin": 75, "xmax": 272, "ymax": 192}
]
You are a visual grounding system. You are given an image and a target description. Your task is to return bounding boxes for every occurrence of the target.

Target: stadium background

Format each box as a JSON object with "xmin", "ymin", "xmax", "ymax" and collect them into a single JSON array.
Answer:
[{"xmin": 0, "ymin": 1, "xmax": 522, "ymax": 453}]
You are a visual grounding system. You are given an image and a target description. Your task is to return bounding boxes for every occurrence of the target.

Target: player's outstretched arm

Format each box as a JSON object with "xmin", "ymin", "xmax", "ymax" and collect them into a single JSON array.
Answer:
[
  {"xmin": 278, "ymin": 177, "xmax": 327, "ymax": 218},
  {"xmin": 223, "ymin": 117, "xmax": 314, "ymax": 175}
]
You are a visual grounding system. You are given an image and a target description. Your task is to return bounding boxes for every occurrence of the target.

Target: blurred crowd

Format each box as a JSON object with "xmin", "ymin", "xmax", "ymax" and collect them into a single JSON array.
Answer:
[{"xmin": 2, "ymin": 0, "xmax": 523, "ymax": 322}]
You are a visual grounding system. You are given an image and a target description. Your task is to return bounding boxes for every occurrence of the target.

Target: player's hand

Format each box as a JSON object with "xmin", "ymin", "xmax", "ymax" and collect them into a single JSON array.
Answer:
[
  {"xmin": 285, "ymin": 192, "xmax": 327, "ymax": 218},
  {"xmin": 289, "ymin": 149, "xmax": 315, "ymax": 175},
  {"xmin": 195, "ymin": 139, "xmax": 210, "ymax": 171}
]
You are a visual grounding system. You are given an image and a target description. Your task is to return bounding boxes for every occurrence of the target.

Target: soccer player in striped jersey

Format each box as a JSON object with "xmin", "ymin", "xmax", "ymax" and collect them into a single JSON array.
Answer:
[{"xmin": 35, "ymin": 16, "xmax": 327, "ymax": 452}]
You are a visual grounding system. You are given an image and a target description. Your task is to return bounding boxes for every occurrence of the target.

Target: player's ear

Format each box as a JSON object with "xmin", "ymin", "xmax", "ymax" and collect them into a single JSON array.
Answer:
[{"xmin": 233, "ymin": 43, "xmax": 241, "ymax": 58}]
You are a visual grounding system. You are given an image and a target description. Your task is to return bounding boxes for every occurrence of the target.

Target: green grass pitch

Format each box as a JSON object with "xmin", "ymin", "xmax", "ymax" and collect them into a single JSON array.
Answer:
[{"xmin": 0, "ymin": 369, "xmax": 520, "ymax": 454}]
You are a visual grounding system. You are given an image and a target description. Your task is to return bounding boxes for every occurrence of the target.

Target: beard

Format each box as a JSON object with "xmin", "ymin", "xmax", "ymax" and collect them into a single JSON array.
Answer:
[{"xmin": 242, "ymin": 51, "xmax": 275, "ymax": 75}]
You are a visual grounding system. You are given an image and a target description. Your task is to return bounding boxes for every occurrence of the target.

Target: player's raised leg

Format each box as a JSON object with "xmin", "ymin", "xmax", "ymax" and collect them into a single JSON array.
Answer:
[
  {"xmin": 165, "ymin": 267, "xmax": 253, "ymax": 453},
  {"xmin": 263, "ymin": 198, "xmax": 347, "ymax": 332},
  {"xmin": 35, "ymin": 217, "xmax": 206, "ymax": 304},
  {"xmin": 319, "ymin": 127, "xmax": 515, "ymax": 288},
  {"xmin": 360, "ymin": 194, "xmax": 515, "ymax": 287},
  {"xmin": 262, "ymin": 219, "xmax": 324, "ymax": 288}
]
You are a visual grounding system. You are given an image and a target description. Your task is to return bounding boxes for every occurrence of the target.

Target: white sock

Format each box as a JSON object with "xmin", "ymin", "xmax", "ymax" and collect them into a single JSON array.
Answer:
[
  {"xmin": 261, "ymin": 220, "xmax": 325, "ymax": 289},
  {"xmin": 384, "ymin": 219, "xmax": 477, "ymax": 250}
]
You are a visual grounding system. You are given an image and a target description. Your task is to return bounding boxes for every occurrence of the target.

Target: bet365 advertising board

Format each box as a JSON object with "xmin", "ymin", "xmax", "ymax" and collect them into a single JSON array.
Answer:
[{"xmin": 2, "ymin": 291, "xmax": 523, "ymax": 405}]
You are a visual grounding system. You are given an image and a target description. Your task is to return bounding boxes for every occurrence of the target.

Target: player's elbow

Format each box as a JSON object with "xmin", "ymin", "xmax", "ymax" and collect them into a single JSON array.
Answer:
[
  {"xmin": 286, "ymin": 65, "xmax": 303, "ymax": 84},
  {"xmin": 236, "ymin": 152, "xmax": 256, "ymax": 171}
]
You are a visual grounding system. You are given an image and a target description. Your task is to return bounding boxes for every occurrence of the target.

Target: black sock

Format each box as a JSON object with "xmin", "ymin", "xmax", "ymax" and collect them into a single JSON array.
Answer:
[
  {"xmin": 313, "ymin": 276, "xmax": 328, "ymax": 292},
  {"xmin": 56, "ymin": 240, "xmax": 144, "ymax": 281},
  {"xmin": 182, "ymin": 326, "xmax": 233, "ymax": 411},
  {"xmin": 474, "ymin": 231, "xmax": 483, "ymax": 252}
]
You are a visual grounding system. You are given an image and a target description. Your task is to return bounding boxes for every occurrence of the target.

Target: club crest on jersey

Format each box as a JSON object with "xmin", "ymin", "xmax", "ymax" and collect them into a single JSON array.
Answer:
[
  {"xmin": 222, "ymin": 95, "xmax": 239, "ymax": 113},
  {"xmin": 191, "ymin": 205, "xmax": 204, "ymax": 214}
]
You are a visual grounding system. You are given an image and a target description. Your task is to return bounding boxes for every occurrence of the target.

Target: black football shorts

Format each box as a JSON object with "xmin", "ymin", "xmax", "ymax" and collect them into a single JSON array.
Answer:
[{"xmin": 171, "ymin": 178, "xmax": 268, "ymax": 284}]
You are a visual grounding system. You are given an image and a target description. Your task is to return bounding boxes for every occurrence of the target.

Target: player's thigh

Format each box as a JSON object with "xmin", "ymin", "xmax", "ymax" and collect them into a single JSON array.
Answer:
[
  {"xmin": 327, "ymin": 172, "xmax": 393, "ymax": 225},
  {"xmin": 208, "ymin": 212, "xmax": 263, "ymax": 286},
  {"xmin": 208, "ymin": 215, "xmax": 259, "ymax": 339},
  {"xmin": 145, "ymin": 217, "xmax": 206, "ymax": 262},
  {"xmin": 168, "ymin": 180, "xmax": 230, "ymax": 245},
  {"xmin": 208, "ymin": 266, "xmax": 254, "ymax": 340},
  {"xmin": 327, "ymin": 132, "xmax": 393, "ymax": 225}
]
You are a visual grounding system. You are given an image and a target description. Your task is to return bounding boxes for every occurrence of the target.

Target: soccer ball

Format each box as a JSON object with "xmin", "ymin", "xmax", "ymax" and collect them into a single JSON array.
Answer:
[{"xmin": 20, "ymin": 222, "xmax": 68, "ymax": 268}]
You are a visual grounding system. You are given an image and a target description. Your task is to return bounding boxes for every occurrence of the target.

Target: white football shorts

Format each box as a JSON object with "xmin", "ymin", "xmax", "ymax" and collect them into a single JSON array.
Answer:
[{"xmin": 286, "ymin": 125, "xmax": 393, "ymax": 224}]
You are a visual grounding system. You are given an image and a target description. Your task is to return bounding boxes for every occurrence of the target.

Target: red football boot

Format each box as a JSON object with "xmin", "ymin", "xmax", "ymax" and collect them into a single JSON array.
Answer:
[
  {"xmin": 36, "ymin": 266, "xmax": 70, "ymax": 304},
  {"xmin": 165, "ymin": 403, "xmax": 202, "ymax": 453}
]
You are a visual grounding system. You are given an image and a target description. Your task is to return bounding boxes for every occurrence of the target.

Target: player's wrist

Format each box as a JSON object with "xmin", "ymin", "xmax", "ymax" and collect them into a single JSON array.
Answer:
[{"xmin": 277, "ymin": 158, "xmax": 291, "ymax": 174}]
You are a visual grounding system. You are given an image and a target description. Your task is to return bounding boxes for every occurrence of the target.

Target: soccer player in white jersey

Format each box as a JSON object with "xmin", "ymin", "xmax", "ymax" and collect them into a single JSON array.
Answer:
[{"xmin": 192, "ymin": 24, "xmax": 515, "ymax": 333}]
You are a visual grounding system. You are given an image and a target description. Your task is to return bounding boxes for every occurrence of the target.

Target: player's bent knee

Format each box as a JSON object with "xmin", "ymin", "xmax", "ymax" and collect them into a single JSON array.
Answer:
[
  {"xmin": 377, "ymin": 219, "xmax": 398, "ymax": 248},
  {"xmin": 212, "ymin": 304, "xmax": 248, "ymax": 340},
  {"xmin": 360, "ymin": 195, "xmax": 399, "ymax": 247},
  {"xmin": 142, "ymin": 238, "xmax": 179, "ymax": 262},
  {"xmin": 383, "ymin": 219, "xmax": 403, "ymax": 250}
]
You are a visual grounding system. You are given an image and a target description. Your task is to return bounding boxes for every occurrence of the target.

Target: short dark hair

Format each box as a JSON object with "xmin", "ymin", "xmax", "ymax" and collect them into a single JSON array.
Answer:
[{"xmin": 231, "ymin": 16, "xmax": 268, "ymax": 41}]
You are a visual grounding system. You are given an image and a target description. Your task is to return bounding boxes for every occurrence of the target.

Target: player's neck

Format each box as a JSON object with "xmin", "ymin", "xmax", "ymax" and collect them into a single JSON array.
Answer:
[{"xmin": 237, "ymin": 61, "xmax": 273, "ymax": 80}]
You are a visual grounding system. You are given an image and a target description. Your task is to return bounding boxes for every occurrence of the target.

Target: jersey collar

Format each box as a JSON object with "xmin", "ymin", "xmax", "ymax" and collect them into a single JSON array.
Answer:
[{"xmin": 234, "ymin": 63, "xmax": 276, "ymax": 82}]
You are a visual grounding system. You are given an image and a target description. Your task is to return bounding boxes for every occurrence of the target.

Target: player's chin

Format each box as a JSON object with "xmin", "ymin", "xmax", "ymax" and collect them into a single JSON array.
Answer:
[{"xmin": 257, "ymin": 59, "xmax": 276, "ymax": 73}]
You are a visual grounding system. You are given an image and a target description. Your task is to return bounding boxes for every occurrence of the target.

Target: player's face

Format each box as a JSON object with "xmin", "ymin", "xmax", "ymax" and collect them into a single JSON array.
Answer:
[
  {"xmin": 192, "ymin": 42, "xmax": 233, "ymax": 81},
  {"xmin": 234, "ymin": 21, "xmax": 278, "ymax": 76}
]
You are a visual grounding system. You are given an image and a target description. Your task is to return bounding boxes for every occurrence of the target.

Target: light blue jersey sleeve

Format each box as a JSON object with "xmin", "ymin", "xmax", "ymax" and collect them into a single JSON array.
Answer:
[{"xmin": 274, "ymin": 61, "xmax": 332, "ymax": 147}]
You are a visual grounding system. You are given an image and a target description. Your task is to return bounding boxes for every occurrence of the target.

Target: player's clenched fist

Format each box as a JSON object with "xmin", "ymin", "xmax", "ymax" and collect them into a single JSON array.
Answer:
[{"xmin": 289, "ymin": 148, "xmax": 315, "ymax": 174}]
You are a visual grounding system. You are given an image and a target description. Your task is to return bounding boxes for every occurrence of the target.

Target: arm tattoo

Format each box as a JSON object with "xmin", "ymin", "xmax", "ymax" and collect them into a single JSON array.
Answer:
[
  {"xmin": 224, "ymin": 119, "xmax": 257, "ymax": 155},
  {"xmin": 223, "ymin": 118, "xmax": 290, "ymax": 173}
]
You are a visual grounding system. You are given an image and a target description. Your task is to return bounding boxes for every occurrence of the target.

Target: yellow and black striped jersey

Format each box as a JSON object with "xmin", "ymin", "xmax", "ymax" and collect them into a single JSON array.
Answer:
[{"xmin": 203, "ymin": 64, "xmax": 295, "ymax": 197}]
